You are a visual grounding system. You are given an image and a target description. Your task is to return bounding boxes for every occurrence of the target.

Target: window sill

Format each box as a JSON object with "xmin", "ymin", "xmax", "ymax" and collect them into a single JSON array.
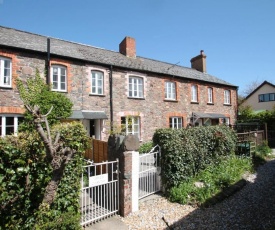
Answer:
[
  {"xmin": 89, "ymin": 94, "xmax": 106, "ymax": 97},
  {"xmin": 191, "ymin": 101, "xmax": 199, "ymax": 104},
  {"xmin": 127, "ymin": 97, "xmax": 145, "ymax": 100},
  {"xmin": 0, "ymin": 86, "xmax": 12, "ymax": 90},
  {"xmin": 207, "ymin": 103, "xmax": 214, "ymax": 105},
  {"xmin": 223, "ymin": 103, "xmax": 232, "ymax": 106},
  {"xmin": 164, "ymin": 99, "xmax": 178, "ymax": 102},
  {"xmin": 51, "ymin": 90, "xmax": 68, "ymax": 93}
]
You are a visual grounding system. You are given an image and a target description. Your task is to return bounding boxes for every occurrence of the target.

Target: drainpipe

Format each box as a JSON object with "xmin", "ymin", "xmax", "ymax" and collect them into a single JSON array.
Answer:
[
  {"xmin": 46, "ymin": 38, "xmax": 50, "ymax": 85},
  {"xmin": 109, "ymin": 65, "xmax": 114, "ymax": 132}
]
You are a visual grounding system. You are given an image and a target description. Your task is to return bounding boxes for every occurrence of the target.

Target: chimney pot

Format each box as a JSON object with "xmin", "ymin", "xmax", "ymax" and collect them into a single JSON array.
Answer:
[{"xmin": 119, "ymin": 37, "xmax": 136, "ymax": 58}]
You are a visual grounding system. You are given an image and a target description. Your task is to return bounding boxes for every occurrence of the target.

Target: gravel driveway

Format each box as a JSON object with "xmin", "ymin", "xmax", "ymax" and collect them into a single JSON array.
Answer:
[{"xmin": 122, "ymin": 158, "xmax": 275, "ymax": 229}]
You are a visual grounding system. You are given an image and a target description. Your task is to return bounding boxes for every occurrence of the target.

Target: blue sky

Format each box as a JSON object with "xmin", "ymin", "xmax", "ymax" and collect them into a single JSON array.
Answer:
[{"xmin": 0, "ymin": 0, "xmax": 274, "ymax": 94}]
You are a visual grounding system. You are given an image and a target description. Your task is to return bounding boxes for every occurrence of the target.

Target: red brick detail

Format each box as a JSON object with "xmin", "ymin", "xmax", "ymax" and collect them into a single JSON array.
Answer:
[
  {"xmin": 50, "ymin": 59, "xmax": 72, "ymax": 93},
  {"xmin": 0, "ymin": 50, "xmax": 20, "ymax": 89},
  {"xmin": 0, "ymin": 106, "xmax": 25, "ymax": 114}
]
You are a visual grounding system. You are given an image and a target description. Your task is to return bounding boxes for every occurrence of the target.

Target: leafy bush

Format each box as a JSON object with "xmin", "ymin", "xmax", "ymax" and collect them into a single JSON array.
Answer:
[
  {"xmin": 256, "ymin": 140, "xmax": 272, "ymax": 157},
  {"xmin": 153, "ymin": 125, "xmax": 237, "ymax": 190},
  {"xmin": 138, "ymin": 141, "xmax": 154, "ymax": 153},
  {"xmin": 0, "ymin": 122, "xmax": 89, "ymax": 229},
  {"xmin": 16, "ymin": 70, "xmax": 73, "ymax": 132},
  {"xmin": 169, "ymin": 155, "xmax": 252, "ymax": 206}
]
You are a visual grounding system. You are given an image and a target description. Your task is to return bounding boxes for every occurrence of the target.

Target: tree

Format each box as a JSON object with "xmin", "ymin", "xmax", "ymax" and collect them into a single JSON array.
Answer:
[
  {"xmin": 15, "ymin": 71, "xmax": 90, "ymax": 227},
  {"xmin": 240, "ymin": 80, "xmax": 261, "ymax": 97},
  {"xmin": 16, "ymin": 70, "xmax": 73, "ymax": 131}
]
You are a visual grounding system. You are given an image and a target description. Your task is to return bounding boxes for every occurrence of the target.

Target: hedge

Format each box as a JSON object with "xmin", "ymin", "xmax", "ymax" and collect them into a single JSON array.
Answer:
[
  {"xmin": 0, "ymin": 122, "xmax": 90, "ymax": 229},
  {"xmin": 152, "ymin": 125, "xmax": 237, "ymax": 190}
]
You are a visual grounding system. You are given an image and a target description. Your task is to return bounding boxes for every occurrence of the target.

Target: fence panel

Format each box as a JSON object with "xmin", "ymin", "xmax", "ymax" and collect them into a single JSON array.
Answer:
[{"xmin": 84, "ymin": 139, "xmax": 108, "ymax": 163}]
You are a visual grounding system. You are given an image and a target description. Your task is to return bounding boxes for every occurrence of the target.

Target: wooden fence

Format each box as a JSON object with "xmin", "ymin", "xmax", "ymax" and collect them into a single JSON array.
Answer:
[
  {"xmin": 84, "ymin": 139, "xmax": 108, "ymax": 163},
  {"xmin": 237, "ymin": 130, "xmax": 265, "ymax": 146}
]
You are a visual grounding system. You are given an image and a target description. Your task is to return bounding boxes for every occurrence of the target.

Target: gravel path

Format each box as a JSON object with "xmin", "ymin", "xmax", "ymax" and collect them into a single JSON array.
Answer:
[{"xmin": 121, "ymin": 158, "xmax": 275, "ymax": 229}]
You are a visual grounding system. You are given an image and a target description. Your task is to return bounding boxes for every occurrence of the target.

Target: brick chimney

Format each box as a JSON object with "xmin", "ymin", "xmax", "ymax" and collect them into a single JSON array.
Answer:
[
  {"xmin": 119, "ymin": 36, "xmax": 136, "ymax": 58},
  {"xmin": 190, "ymin": 50, "xmax": 207, "ymax": 73}
]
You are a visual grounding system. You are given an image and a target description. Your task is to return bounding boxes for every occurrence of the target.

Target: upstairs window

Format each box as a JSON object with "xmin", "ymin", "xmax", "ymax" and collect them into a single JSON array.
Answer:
[
  {"xmin": 91, "ymin": 71, "xmax": 104, "ymax": 95},
  {"xmin": 165, "ymin": 82, "xmax": 176, "ymax": 100},
  {"xmin": 0, "ymin": 115, "xmax": 23, "ymax": 137},
  {"xmin": 259, "ymin": 93, "xmax": 275, "ymax": 102},
  {"xmin": 0, "ymin": 57, "xmax": 12, "ymax": 88},
  {"xmin": 128, "ymin": 76, "xmax": 143, "ymax": 98},
  {"xmin": 224, "ymin": 90, "xmax": 231, "ymax": 104},
  {"xmin": 191, "ymin": 85, "xmax": 198, "ymax": 102},
  {"xmin": 169, "ymin": 117, "xmax": 183, "ymax": 129},
  {"xmin": 208, "ymin": 87, "xmax": 213, "ymax": 103},
  {"xmin": 121, "ymin": 116, "xmax": 140, "ymax": 138},
  {"xmin": 51, "ymin": 65, "xmax": 67, "ymax": 92}
]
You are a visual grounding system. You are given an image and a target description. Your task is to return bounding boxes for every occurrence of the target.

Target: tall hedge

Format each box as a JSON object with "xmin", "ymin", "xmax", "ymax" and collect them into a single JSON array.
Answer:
[
  {"xmin": 0, "ymin": 122, "xmax": 90, "ymax": 229},
  {"xmin": 153, "ymin": 125, "xmax": 237, "ymax": 190}
]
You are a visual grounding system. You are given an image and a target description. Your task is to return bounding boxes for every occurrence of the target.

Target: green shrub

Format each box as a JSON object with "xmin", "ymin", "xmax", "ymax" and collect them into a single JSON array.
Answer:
[
  {"xmin": 256, "ymin": 141, "xmax": 272, "ymax": 157},
  {"xmin": 153, "ymin": 125, "xmax": 237, "ymax": 190},
  {"xmin": 0, "ymin": 122, "xmax": 89, "ymax": 229},
  {"xmin": 17, "ymin": 71, "xmax": 73, "ymax": 132},
  {"xmin": 138, "ymin": 141, "xmax": 154, "ymax": 153},
  {"xmin": 169, "ymin": 155, "xmax": 252, "ymax": 206}
]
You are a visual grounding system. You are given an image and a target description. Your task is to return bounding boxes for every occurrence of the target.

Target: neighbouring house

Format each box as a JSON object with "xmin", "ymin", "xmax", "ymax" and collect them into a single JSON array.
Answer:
[
  {"xmin": 0, "ymin": 26, "xmax": 238, "ymax": 142},
  {"xmin": 241, "ymin": 81, "xmax": 275, "ymax": 112}
]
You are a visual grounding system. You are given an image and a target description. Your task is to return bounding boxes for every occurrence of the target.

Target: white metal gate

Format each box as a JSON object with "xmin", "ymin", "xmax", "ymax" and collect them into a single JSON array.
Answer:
[
  {"xmin": 80, "ymin": 159, "xmax": 119, "ymax": 226},
  {"xmin": 139, "ymin": 145, "xmax": 161, "ymax": 199}
]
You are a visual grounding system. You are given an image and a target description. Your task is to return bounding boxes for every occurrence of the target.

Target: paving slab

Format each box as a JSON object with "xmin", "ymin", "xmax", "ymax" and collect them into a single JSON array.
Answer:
[{"xmin": 83, "ymin": 215, "xmax": 128, "ymax": 230}]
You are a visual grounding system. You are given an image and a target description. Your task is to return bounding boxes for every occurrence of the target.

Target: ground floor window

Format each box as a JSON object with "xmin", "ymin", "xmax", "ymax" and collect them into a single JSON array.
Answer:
[
  {"xmin": 121, "ymin": 116, "xmax": 140, "ymax": 138},
  {"xmin": 169, "ymin": 117, "xmax": 183, "ymax": 129},
  {"xmin": 0, "ymin": 115, "xmax": 24, "ymax": 137}
]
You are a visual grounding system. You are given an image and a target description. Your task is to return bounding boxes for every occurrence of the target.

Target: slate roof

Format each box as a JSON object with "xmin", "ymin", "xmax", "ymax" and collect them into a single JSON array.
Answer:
[{"xmin": 0, "ymin": 26, "xmax": 236, "ymax": 87}]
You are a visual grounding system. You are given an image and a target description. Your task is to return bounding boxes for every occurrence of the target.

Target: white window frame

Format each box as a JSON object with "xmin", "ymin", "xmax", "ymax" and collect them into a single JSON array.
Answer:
[
  {"xmin": 91, "ymin": 71, "xmax": 104, "ymax": 95},
  {"xmin": 121, "ymin": 116, "xmax": 140, "ymax": 138},
  {"xmin": 208, "ymin": 87, "xmax": 213, "ymax": 103},
  {"xmin": 0, "ymin": 57, "xmax": 12, "ymax": 88},
  {"xmin": 224, "ymin": 90, "xmax": 231, "ymax": 104},
  {"xmin": 0, "ymin": 115, "xmax": 23, "ymax": 137},
  {"xmin": 191, "ymin": 85, "xmax": 198, "ymax": 102},
  {"xmin": 128, "ymin": 76, "xmax": 144, "ymax": 98},
  {"xmin": 223, "ymin": 117, "xmax": 230, "ymax": 125},
  {"xmin": 51, "ymin": 65, "xmax": 67, "ymax": 92},
  {"xmin": 169, "ymin": 117, "xmax": 183, "ymax": 129},
  {"xmin": 165, "ymin": 81, "xmax": 176, "ymax": 100}
]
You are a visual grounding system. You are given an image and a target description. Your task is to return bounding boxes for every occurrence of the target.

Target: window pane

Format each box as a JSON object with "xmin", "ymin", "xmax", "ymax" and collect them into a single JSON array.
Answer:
[
  {"xmin": 6, "ymin": 127, "xmax": 14, "ymax": 135},
  {"xmin": 264, "ymin": 94, "xmax": 269, "ymax": 102},
  {"xmin": 61, "ymin": 75, "xmax": 66, "ymax": 83},
  {"xmin": 53, "ymin": 74, "xmax": 57, "ymax": 82},
  {"xmin": 61, "ymin": 68, "xmax": 66, "ymax": 76},
  {"xmin": 53, "ymin": 82, "xmax": 58, "ymax": 89},
  {"xmin": 6, "ymin": 117, "xmax": 14, "ymax": 126},
  {"xmin": 53, "ymin": 67, "xmax": 58, "ymax": 74},
  {"xmin": 61, "ymin": 83, "xmax": 66, "ymax": 90},
  {"xmin": 270, "ymin": 94, "xmax": 275, "ymax": 101}
]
